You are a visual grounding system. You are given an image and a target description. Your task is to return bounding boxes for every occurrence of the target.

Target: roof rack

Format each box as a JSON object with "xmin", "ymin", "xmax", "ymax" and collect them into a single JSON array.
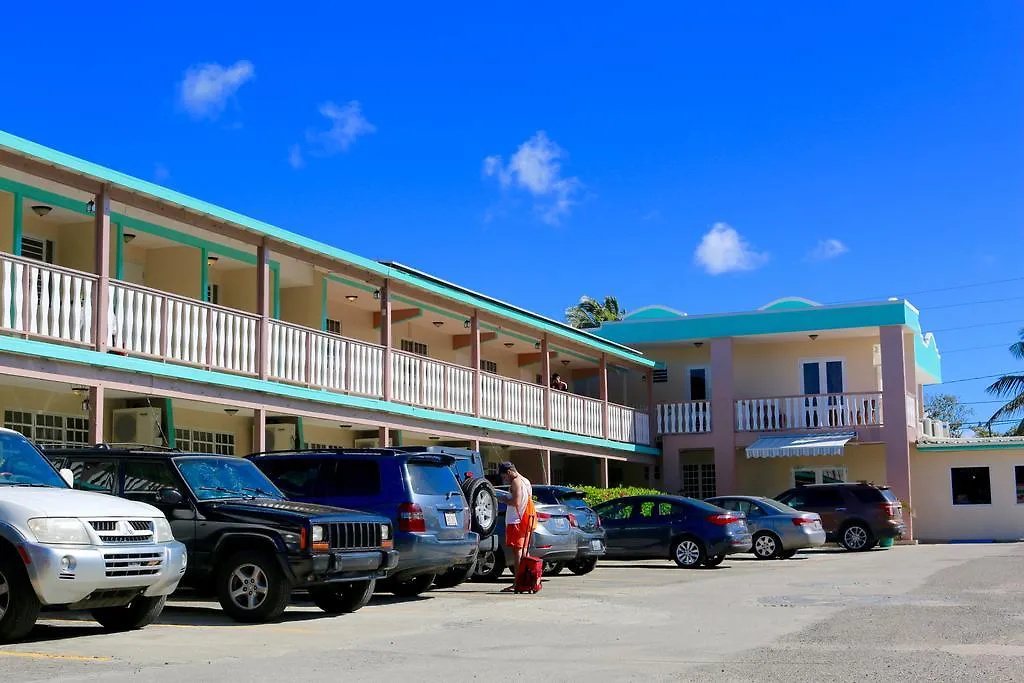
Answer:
[{"xmin": 43, "ymin": 442, "xmax": 181, "ymax": 453}]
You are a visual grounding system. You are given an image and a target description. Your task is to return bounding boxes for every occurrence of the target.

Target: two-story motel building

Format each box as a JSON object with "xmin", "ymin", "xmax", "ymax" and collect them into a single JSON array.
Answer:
[{"xmin": 0, "ymin": 129, "xmax": 661, "ymax": 487}]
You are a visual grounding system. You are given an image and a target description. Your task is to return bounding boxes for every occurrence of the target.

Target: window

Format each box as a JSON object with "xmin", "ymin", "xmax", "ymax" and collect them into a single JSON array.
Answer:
[
  {"xmin": 951, "ymin": 467, "xmax": 991, "ymax": 505},
  {"xmin": 687, "ymin": 367, "xmax": 709, "ymax": 401},
  {"xmin": 407, "ymin": 462, "xmax": 458, "ymax": 495},
  {"xmin": 256, "ymin": 459, "xmax": 322, "ymax": 498},
  {"xmin": 307, "ymin": 442, "xmax": 344, "ymax": 450},
  {"xmin": 480, "ymin": 360, "xmax": 498, "ymax": 374},
  {"xmin": 21, "ymin": 236, "xmax": 54, "ymax": 263},
  {"xmin": 792, "ymin": 467, "xmax": 847, "ymax": 487},
  {"xmin": 596, "ymin": 501, "xmax": 634, "ymax": 520},
  {"xmin": 325, "ymin": 318, "xmax": 342, "ymax": 335},
  {"xmin": 785, "ymin": 487, "xmax": 845, "ymax": 508},
  {"xmin": 639, "ymin": 500, "xmax": 657, "ymax": 517},
  {"xmin": 175, "ymin": 428, "xmax": 235, "ymax": 456},
  {"xmin": 205, "ymin": 284, "xmax": 219, "ymax": 305},
  {"xmin": 681, "ymin": 463, "xmax": 716, "ymax": 499},
  {"xmin": 652, "ymin": 368, "xmax": 668, "ymax": 383},
  {"xmin": 401, "ymin": 339, "xmax": 428, "ymax": 356},
  {"xmin": 65, "ymin": 459, "xmax": 117, "ymax": 494},
  {"xmin": 1016, "ymin": 466, "xmax": 1024, "ymax": 504},
  {"xmin": 4, "ymin": 410, "xmax": 90, "ymax": 448},
  {"xmin": 123, "ymin": 460, "xmax": 182, "ymax": 503},
  {"xmin": 801, "ymin": 359, "xmax": 845, "ymax": 395}
]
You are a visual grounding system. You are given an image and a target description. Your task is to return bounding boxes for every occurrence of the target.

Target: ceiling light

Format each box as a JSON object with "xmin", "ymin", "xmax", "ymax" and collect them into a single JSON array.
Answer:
[
  {"xmin": 207, "ymin": 255, "xmax": 219, "ymax": 267},
  {"xmin": 31, "ymin": 205, "xmax": 52, "ymax": 217},
  {"xmin": 373, "ymin": 289, "xmax": 381, "ymax": 300},
  {"xmin": 345, "ymin": 295, "xmax": 358, "ymax": 302},
  {"xmin": 71, "ymin": 386, "xmax": 89, "ymax": 396},
  {"xmin": 561, "ymin": 360, "xmax": 570, "ymax": 366},
  {"xmin": 339, "ymin": 424, "xmax": 352, "ymax": 429},
  {"xmin": 504, "ymin": 342, "xmax": 514, "ymax": 348},
  {"xmin": 122, "ymin": 232, "xmax": 136, "ymax": 244},
  {"xmin": 433, "ymin": 321, "xmax": 444, "ymax": 328},
  {"xmin": 809, "ymin": 334, "xmax": 818, "ymax": 341},
  {"xmin": 428, "ymin": 436, "xmax": 441, "ymax": 441},
  {"xmin": 224, "ymin": 408, "xmax": 239, "ymax": 416},
  {"xmin": 694, "ymin": 341, "xmax": 704, "ymax": 348},
  {"xmin": 464, "ymin": 319, "xmax": 471, "ymax": 329}
]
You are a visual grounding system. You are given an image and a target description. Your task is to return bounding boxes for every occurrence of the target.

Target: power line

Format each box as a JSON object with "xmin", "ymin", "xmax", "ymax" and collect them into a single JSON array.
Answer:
[
  {"xmin": 936, "ymin": 371, "xmax": 1022, "ymax": 385},
  {"xmin": 941, "ymin": 341, "xmax": 1021, "ymax": 354},
  {"xmin": 926, "ymin": 295, "xmax": 1024, "ymax": 311},
  {"xmin": 929, "ymin": 319, "xmax": 1022, "ymax": 334},
  {"xmin": 827, "ymin": 275, "xmax": 1024, "ymax": 306}
]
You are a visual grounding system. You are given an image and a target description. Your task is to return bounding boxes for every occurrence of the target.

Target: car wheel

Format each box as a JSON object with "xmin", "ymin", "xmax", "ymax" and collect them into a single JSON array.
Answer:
[
  {"xmin": 215, "ymin": 551, "xmax": 291, "ymax": 623},
  {"xmin": 309, "ymin": 579, "xmax": 375, "ymax": 614},
  {"xmin": 840, "ymin": 523, "xmax": 874, "ymax": 552},
  {"xmin": 542, "ymin": 561, "xmax": 565, "ymax": 577},
  {"xmin": 463, "ymin": 479, "xmax": 499, "ymax": 537},
  {"xmin": 433, "ymin": 561, "xmax": 477, "ymax": 589},
  {"xmin": 703, "ymin": 554, "xmax": 725, "ymax": 568},
  {"xmin": 752, "ymin": 532, "xmax": 781, "ymax": 560},
  {"xmin": 779, "ymin": 549, "xmax": 799, "ymax": 560},
  {"xmin": 91, "ymin": 595, "xmax": 167, "ymax": 631},
  {"xmin": 388, "ymin": 573, "xmax": 436, "ymax": 598},
  {"xmin": 0, "ymin": 551, "xmax": 40, "ymax": 643},
  {"xmin": 568, "ymin": 557, "xmax": 598, "ymax": 576},
  {"xmin": 671, "ymin": 536, "xmax": 706, "ymax": 568},
  {"xmin": 470, "ymin": 549, "xmax": 506, "ymax": 582}
]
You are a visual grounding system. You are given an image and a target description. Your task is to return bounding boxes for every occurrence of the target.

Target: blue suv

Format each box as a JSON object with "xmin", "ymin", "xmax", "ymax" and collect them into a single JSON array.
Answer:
[{"xmin": 248, "ymin": 448, "xmax": 479, "ymax": 597}]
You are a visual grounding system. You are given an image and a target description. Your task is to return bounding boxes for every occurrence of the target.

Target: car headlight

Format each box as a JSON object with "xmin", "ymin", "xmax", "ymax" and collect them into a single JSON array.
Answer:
[
  {"xmin": 27, "ymin": 518, "xmax": 90, "ymax": 545},
  {"xmin": 153, "ymin": 518, "xmax": 174, "ymax": 543},
  {"xmin": 381, "ymin": 524, "xmax": 390, "ymax": 541},
  {"xmin": 311, "ymin": 525, "xmax": 325, "ymax": 543}
]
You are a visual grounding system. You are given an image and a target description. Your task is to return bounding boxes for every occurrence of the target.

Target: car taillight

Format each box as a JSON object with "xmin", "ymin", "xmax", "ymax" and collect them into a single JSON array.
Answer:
[
  {"xmin": 881, "ymin": 503, "xmax": 900, "ymax": 518},
  {"xmin": 465, "ymin": 471, "xmax": 474, "ymax": 479},
  {"xmin": 792, "ymin": 517, "xmax": 816, "ymax": 526},
  {"xmin": 398, "ymin": 502, "xmax": 426, "ymax": 532},
  {"xmin": 568, "ymin": 513, "xmax": 578, "ymax": 528},
  {"xmin": 707, "ymin": 514, "xmax": 739, "ymax": 526},
  {"xmin": 535, "ymin": 511, "xmax": 551, "ymax": 521}
]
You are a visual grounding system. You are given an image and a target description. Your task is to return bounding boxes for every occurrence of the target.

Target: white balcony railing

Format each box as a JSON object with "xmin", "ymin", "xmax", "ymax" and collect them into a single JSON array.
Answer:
[
  {"xmin": 657, "ymin": 401, "xmax": 712, "ymax": 434},
  {"xmin": 735, "ymin": 393, "xmax": 883, "ymax": 432},
  {"xmin": 0, "ymin": 260, "xmax": 651, "ymax": 446},
  {"xmin": 919, "ymin": 417, "xmax": 951, "ymax": 438}
]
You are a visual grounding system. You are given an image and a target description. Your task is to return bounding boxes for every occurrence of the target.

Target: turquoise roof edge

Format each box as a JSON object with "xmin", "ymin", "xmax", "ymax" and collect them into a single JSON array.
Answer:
[{"xmin": 0, "ymin": 130, "xmax": 653, "ymax": 369}]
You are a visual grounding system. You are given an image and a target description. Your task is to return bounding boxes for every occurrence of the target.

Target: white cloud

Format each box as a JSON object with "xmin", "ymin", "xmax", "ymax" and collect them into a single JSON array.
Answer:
[
  {"xmin": 178, "ymin": 60, "xmax": 254, "ymax": 119},
  {"xmin": 693, "ymin": 223, "xmax": 769, "ymax": 275},
  {"xmin": 307, "ymin": 100, "xmax": 375, "ymax": 153},
  {"xmin": 483, "ymin": 131, "xmax": 582, "ymax": 225},
  {"xmin": 808, "ymin": 238, "xmax": 848, "ymax": 261},
  {"xmin": 287, "ymin": 144, "xmax": 305, "ymax": 169}
]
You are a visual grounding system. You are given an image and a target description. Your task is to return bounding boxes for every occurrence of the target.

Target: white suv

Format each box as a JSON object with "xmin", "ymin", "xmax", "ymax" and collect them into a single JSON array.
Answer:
[{"xmin": 0, "ymin": 428, "xmax": 186, "ymax": 642}]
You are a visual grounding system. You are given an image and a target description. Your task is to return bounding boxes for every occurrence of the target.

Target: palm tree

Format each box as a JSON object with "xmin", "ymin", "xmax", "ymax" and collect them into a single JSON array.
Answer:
[
  {"xmin": 986, "ymin": 328, "xmax": 1024, "ymax": 436},
  {"xmin": 565, "ymin": 296, "xmax": 624, "ymax": 330}
]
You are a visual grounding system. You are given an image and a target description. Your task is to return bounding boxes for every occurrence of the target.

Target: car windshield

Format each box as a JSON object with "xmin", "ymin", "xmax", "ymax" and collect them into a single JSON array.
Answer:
[
  {"xmin": 0, "ymin": 432, "xmax": 67, "ymax": 488},
  {"xmin": 554, "ymin": 492, "xmax": 591, "ymax": 510},
  {"xmin": 407, "ymin": 462, "xmax": 460, "ymax": 496},
  {"xmin": 758, "ymin": 498, "xmax": 802, "ymax": 515},
  {"xmin": 175, "ymin": 457, "xmax": 285, "ymax": 501}
]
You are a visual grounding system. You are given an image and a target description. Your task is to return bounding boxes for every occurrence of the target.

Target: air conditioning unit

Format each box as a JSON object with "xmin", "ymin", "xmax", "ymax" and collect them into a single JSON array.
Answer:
[
  {"xmin": 111, "ymin": 408, "xmax": 163, "ymax": 446},
  {"xmin": 265, "ymin": 423, "xmax": 297, "ymax": 451}
]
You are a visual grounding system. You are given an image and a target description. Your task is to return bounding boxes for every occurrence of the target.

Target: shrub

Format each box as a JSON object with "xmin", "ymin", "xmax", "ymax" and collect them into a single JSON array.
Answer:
[{"xmin": 567, "ymin": 485, "xmax": 664, "ymax": 508}]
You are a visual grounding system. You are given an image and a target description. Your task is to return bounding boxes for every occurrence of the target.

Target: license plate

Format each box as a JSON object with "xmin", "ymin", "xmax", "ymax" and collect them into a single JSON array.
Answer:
[
  {"xmin": 444, "ymin": 511, "xmax": 458, "ymax": 527},
  {"xmin": 590, "ymin": 540, "xmax": 603, "ymax": 551}
]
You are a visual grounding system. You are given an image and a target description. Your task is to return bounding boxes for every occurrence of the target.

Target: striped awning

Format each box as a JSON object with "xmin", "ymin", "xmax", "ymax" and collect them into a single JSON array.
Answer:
[{"xmin": 745, "ymin": 432, "xmax": 856, "ymax": 459}]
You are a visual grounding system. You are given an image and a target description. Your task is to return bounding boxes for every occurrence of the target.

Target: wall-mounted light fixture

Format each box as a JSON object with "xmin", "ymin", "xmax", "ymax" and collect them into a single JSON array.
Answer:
[
  {"xmin": 534, "ymin": 341, "xmax": 541, "ymax": 350},
  {"xmin": 464, "ymin": 319, "xmax": 471, "ymax": 329},
  {"xmin": 86, "ymin": 200, "xmax": 95, "ymax": 214},
  {"xmin": 373, "ymin": 289, "xmax": 381, "ymax": 300}
]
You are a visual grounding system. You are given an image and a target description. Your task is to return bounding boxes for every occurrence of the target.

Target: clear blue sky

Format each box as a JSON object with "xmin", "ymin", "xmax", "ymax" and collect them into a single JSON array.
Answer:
[{"xmin": 0, "ymin": 3, "xmax": 1021, "ymax": 422}]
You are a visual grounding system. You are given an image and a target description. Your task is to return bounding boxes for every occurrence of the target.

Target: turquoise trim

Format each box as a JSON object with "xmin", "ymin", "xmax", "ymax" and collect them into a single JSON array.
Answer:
[
  {"xmin": 915, "ymin": 332, "xmax": 942, "ymax": 384},
  {"xmin": 621, "ymin": 305, "xmax": 688, "ymax": 322},
  {"xmin": 0, "ymin": 178, "xmax": 89, "ymax": 217},
  {"xmin": 11, "ymin": 191, "xmax": 21, "ymax": 256},
  {"xmin": 115, "ymin": 223, "xmax": 124, "ymax": 280},
  {"xmin": 271, "ymin": 263, "xmax": 280, "ymax": 319},
  {"xmin": 0, "ymin": 129, "xmax": 651, "ymax": 367},
  {"xmin": 759, "ymin": 297, "xmax": 821, "ymax": 311},
  {"xmin": 0, "ymin": 335, "xmax": 658, "ymax": 455},
  {"xmin": 916, "ymin": 441, "xmax": 1024, "ymax": 452},
  {"xmin": 200, "ymin": 248, "xmax": 208, "ymax": 301}
]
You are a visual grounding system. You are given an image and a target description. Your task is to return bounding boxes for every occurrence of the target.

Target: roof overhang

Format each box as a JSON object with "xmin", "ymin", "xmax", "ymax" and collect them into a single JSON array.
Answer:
[{"xmin": 746, "ymin": 432, "xmax": 857, "ymax": 459}]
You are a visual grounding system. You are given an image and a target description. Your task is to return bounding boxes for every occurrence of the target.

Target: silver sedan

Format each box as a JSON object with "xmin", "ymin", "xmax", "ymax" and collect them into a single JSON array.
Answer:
[{"xmin": 705, "ymin": 495, "xmax": 826, "ymax": 559}]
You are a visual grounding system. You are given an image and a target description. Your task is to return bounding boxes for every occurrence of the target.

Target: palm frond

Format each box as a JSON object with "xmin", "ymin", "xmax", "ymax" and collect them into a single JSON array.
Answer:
[
  {"xmin": 989, "ymin": 388, "xmax": 1024, "ymax": 423},
  {"xmin": 985, "ymin": 374, "xmax": 1024, "ymax": 398}
]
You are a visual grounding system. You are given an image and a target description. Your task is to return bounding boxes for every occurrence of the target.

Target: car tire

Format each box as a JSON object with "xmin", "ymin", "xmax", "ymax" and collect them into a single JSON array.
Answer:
[
  {"xmin": 463, "ymin": 478, "xmax": 499, "ymax": 538},
  {"xmin": 433, "ymin": 561, "xmax": 477, "ymax": 589},
  {"xmin": 0, "ymin": 551, "xmax": 40, "ymax": 643},
  {"xmin": 671, "ymin": 536, "xmax": 706, "ymax": 568},
  {"xmin": 568, "ymin": 557, "xmax": 598, "ymax": 576},
  {"xmin": 470, "ymin": 549, "xmax": 506, "ymax": 582},
  {"xmin": 752, "ymin": 532, "xmax": 782, "ymax": 560},
  {"xmin": 839, "ymin": 523, "xmax": 874, "ymax": 552},
  {"xmin": 779, "ymin": 549, "xmax": 799, "ymax": 560},
  {"xmin": 388, "ymin": 573, "xmax": 436, "ymax": 598},
  {"xmin": 309, "ymin": 579, "xmax": 375, "ymax": 614},
  {"xmin": 703, "ymin": 554, "xmax": 725, "ymax": 568},
  {"xmin": 215, "ymin": 551, "xmax": 291, "ymax": 623},
  {"xmin": 542, "ymin": 561, "xmax": 565, "ymax": 577},
  {"xmin": 91, "ymin": 595, "xmax": 167, "ymax": 631}
]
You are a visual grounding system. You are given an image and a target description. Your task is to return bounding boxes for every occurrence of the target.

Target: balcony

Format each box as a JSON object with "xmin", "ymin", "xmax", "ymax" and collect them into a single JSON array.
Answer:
[
  {"xmin": 657, "ymin": 401, "xmax": 712, "ymax": 434},
  {"xmin": 735, "ymin": 393, "xmax": 883, "ymax": 432},
  {"xmin": 0, "ymin": 253, "xmax": 650, "ymax": 446}
]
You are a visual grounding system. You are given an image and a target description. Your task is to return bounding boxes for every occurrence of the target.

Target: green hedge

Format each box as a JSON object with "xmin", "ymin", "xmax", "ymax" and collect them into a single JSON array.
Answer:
[{"xmin": 568, "ymin": 485, "xmax": 663, "ymax": 508}]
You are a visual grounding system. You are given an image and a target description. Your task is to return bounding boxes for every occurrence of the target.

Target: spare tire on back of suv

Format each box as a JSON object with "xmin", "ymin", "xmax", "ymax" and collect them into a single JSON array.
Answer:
[{"xmin": 462, "ymin": 477, "xmax": 498, "ymax": 537}]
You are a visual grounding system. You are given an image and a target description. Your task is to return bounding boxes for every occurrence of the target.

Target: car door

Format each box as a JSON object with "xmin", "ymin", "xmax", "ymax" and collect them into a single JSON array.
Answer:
[
  {"xmin": 122, "ymin": 459, "xmax": 197, "ymax": 552},
  {"xmin": 780, "ymin": 488, "xmax": 843, "ymax": 533},
  {"xmin": 59, "ymin": 456, "xmax": 118, "ymax": 495},
  {"xmin": 630, "ymin": 499, "xmax": 673, "ymax": 558},
  {"xmin": 594, "ymin": 500, "xmax": 637, "ymax": 558}
]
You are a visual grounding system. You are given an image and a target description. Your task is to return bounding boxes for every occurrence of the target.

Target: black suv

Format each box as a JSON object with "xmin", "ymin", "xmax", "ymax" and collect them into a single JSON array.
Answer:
[
  {"xmin": 46, "ymin": 445, "xmax": 399, "ymax": 623},
  {"xmin": 774, "ymin": 482, "xmax": 905, "ymax": 551}
]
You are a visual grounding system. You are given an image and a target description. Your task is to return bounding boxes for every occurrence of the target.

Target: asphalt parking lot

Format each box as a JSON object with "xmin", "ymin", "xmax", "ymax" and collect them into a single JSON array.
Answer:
[{"xmin": 3, "ymin": 543, "xmax": 1024, "ymax": 682}]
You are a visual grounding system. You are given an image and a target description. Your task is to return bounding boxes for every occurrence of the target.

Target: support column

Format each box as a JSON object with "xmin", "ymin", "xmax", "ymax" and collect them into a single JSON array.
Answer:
[
  {"xmin": 114, "ymin": 223, "xmax": 124, "ymax": 280},
  {"xmin": 661, "ymin": 440, "xmax": 681, "ymax": 494},
  {"xmin": 541, "ymin": 334, "xmax": 551, "ymax": 429},
  {"xmin": 253, "ymin": 408, "xmax": 267, "ymax": 453},
  {"xmin": 256, "ymin": 240, "xmax": 271, "ymax": 380},
  {"xmin": 378, "ymin": 425, "xmax": 390, "ymax": 448},
  {"xmin": 598, "ymin": 457, "xmax": 609, "ymax": 489},
  {"xmin": 710, "ymin": 338, "xmax": 737, "ymax": 495},
  {"xmin": 380, "ymin": 281, "xmax": 392, "ymax": 402},
  {"xmin": 470, "ymin": 439, "xmax": 481, "ymax": 453},
  {"xmin": 470, "ymin": 311, "xmax": 481, "ymax": 417},
  {"xmin": 88, "ymin": 386, "xmax": 104, "ymax": 445},
  {"xmin": 880, "ymin": 325, "xmax": 914, "ymax": 539},
  {"xmin": 93, "ymin": 186, "xmax": 111, "ymax": 353},
  {"xmin": 599, "ymin": 353, "xmax": 609, "ymax": 439},
  {"xmin": 539, "ymin": 449, "xmax": 551, "ymax": 485},
  {"xmin": 646, "ymin": 367, "xmax": 656, "ymax": 446}
]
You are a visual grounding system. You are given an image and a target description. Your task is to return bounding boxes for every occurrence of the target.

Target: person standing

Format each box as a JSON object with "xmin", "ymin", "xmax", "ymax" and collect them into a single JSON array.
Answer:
[{"xmin": 499, "ymin": 461, "xmax": 536, "ymax": 589}]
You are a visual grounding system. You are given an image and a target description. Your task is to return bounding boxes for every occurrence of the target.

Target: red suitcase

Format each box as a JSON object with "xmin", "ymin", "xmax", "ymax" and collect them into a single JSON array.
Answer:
[{"xmin": 513, "ymin": 523, "xmax": 543, "ymax": 594}]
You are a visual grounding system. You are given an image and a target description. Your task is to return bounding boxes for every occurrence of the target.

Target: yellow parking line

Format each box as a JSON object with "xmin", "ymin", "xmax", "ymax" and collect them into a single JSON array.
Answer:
[{"xmin": 0, "ymin": 651, "xmax": 111, "ymax": 662}]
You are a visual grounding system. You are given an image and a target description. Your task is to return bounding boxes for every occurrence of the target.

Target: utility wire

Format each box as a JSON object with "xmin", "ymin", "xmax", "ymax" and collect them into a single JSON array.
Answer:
[
  {"xmin": 925, "ymin": 295, "xmax": 1024, "ymax": 311},
  {"xmin": 928, "ymin": 319, "xmax": 1022, "ymax": 334},
  {"xmin": 941, "ymin": 341, "xmax": 1021, "ymax": 354},
  {"xmin": 826, "ymin": 275, "xmax": 1024, "ymax": 306},
  {"xmin": 936, "ymin": 371, "xmax": 1022, "ymax": 385}
]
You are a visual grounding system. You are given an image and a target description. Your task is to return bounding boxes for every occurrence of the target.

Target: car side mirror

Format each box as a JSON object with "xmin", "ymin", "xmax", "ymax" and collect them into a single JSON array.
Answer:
[
  {"xmin": 59, "ymin": 468, "xmax": 74, "ymax": 488},
  {"xmin": 158, "ymin": 488, "xmax": 184, "ymax": 506}
]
